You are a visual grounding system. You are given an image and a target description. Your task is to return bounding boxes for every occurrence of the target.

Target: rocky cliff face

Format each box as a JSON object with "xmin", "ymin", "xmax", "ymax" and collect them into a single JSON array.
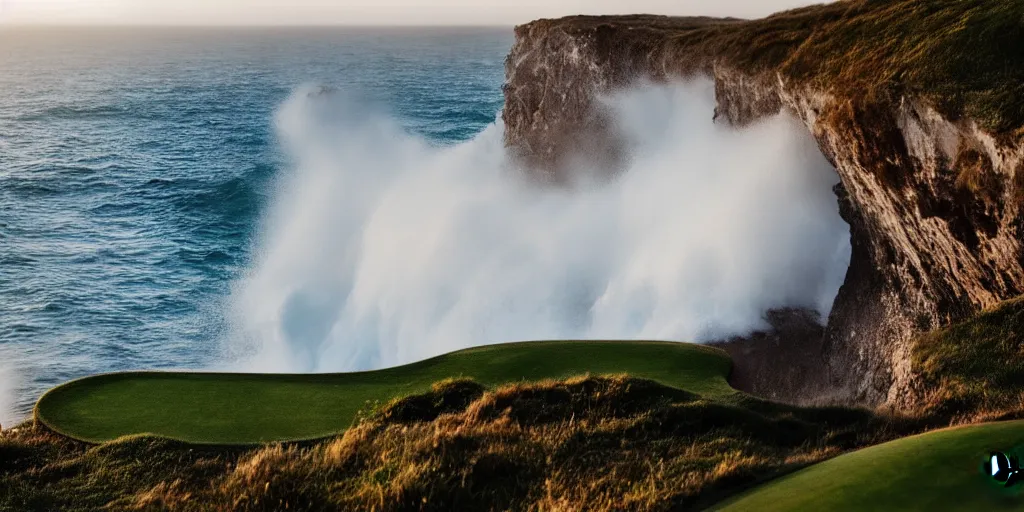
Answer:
[{"xmin": 502, "ymin": 12, "xmax": 1024, "ymax": 407}]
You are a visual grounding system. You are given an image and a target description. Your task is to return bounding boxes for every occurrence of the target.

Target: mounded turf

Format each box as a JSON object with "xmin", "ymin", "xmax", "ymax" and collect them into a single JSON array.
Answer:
[
  {"xmin": 34, "ymin": 340, "xmax": 734, "ymax": 445},
  {"xmin": 714, "ymin": 420, "xmax": 1024, "ymax": 511}
]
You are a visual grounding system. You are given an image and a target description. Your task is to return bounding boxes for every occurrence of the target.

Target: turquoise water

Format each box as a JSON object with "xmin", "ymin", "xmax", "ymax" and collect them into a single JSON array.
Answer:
[{"xmin": 0, "ymin": 27, "xmax": 511, "ymax": 418}]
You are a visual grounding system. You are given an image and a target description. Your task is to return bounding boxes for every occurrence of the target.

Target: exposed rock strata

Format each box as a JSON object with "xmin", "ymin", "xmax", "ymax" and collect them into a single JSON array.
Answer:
[{"xmin": 502, "ymin": 15, "xmax": 1024, "ymax": 407}]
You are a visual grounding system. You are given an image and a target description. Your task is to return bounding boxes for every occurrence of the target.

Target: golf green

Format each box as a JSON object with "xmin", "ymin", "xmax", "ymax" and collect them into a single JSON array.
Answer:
[
  {"xmin": 35, "ymin": 340, "xmax": 734, "ymax": 445},
  {"xmin": 714, "ymin": 420, "xmax": 1024, "ymax": 511}
]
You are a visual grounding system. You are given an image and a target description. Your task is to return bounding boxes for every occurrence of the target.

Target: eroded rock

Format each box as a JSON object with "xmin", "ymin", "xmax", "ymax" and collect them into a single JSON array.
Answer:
[{"xmin": 502, "ymin": 14, "xmax": 1024, "ymax": 407}]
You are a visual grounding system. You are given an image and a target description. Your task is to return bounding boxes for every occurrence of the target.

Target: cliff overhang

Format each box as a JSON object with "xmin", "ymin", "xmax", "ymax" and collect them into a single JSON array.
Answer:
[{"xmin": 501, "ymin": 2, "xmax": 1024, "ymax": 406}]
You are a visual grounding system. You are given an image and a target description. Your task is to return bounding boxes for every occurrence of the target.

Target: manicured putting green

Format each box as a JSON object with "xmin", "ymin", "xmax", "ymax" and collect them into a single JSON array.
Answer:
[
  {"xmin": 714, "ymin": 420, "xmax": 1024, "ymax": 511},
  {"xmin": 35, "ymin": 340, "xmax": 733, "ymax": 445}
]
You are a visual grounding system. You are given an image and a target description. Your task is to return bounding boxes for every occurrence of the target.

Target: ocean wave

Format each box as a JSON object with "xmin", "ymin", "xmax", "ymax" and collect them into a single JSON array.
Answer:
[
  {"xmin": 16, "ymin": 104, "xmax": 127, "ymax": 122},
  {"xmin": 0, "ymin": 28, "xmax": 516, "ymax": 422},
  {"xmin": 228, "ymin": 81, "xmax": 851, "ymax": 373}
]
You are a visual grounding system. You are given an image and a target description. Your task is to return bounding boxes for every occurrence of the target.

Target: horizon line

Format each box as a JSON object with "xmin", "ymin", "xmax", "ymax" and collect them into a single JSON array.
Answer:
[{"xmin": 0, "ymin": 22, "xmax": 519, "ymax": 29}]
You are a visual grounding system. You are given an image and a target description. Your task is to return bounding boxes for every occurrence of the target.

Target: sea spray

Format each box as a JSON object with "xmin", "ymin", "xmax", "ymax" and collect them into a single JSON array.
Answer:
[
  {"xmin": 229, "ymin": 79, "xmax": 851, "ymax": 373},
  {"xmin": 0, "ymin": 27, "xmax": 512, "ymax": 419},
  {"xmin": 0, "ymin": 362, "xmax": 18, "ymax": 428}
]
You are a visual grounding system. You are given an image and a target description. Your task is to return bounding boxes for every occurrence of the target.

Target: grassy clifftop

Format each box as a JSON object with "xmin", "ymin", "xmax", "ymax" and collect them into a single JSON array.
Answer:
[
  {"xmin": 3, "ymin": 375, "xmax": 909, "ymax": 511},
  {"xmin": 532, "ymin": 0, "xmax": 1024, "ymax": 137},
  {"xmin": 912, "ymin": 296, "xmax": 1024, "ymax": 423},
  {"xmin": 34, "ymin": 341, "xmax": 733, "ymax": 444},
  {"xmin": 711, "ymin": 0, "xmax": 1024, "ymax": 136},
  {"xmin": 10, "ymin": 304, "xmax": 1024, "ymax": 510}
]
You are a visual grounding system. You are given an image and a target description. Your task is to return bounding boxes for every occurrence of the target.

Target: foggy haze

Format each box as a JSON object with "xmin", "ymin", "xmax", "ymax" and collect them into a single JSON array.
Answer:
[{"xmin": 1, "ymin": 0, "xmax": 832, "ymax": 26}]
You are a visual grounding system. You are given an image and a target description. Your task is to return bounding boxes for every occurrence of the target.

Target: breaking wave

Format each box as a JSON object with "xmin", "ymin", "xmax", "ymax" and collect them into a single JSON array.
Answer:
[
  {"xmin": 228, "ymin": 79, "xmax": 851, "ymax": 373},
  {"xmin": 0, "ymin": 360, "xmax": 18, "ymax": 427}
]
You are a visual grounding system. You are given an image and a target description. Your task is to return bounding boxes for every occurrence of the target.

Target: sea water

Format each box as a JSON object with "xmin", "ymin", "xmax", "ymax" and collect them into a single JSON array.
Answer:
[
  {"xmin": 0, "ymin": 27, "xmax": 511, "ymax": 421},
  {"xmin": 0, "ymin": 26, "xmax": 851, "ymax": 425}
]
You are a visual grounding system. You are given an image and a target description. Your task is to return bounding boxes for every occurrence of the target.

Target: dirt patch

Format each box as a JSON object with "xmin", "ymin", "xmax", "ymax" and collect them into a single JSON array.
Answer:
[{"xmin": 711, "ymin": 308, "xmax": 830, "ymax": 405}]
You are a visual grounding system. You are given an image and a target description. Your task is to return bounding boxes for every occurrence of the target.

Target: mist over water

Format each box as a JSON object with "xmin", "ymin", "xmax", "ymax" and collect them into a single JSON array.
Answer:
[
  {"xmin": 0, "ymin": 359, "xmax": 17, "ymax": 427},
  {"xmin": 0, "ymin": 27, "xmax": 849, "ymax": 421},
  {"xmin": 230, "ymin": 79, "xmax": 851, "ymax": 373},
  {"xmin": 0, "ymin": 27, "xmax": 510, "ymax": 421}
]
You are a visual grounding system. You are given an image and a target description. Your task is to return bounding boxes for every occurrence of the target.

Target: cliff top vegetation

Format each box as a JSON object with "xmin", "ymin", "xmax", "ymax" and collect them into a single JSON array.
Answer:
[{"xmin": 522, "ymin": 0, "xmax": 1024, "ymax": 138}]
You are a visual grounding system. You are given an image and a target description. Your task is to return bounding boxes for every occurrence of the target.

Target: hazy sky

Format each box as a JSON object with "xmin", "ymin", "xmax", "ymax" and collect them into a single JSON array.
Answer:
[{"xmin": 0, "ymin": 0, "xmax": 830, "ymax": 26}]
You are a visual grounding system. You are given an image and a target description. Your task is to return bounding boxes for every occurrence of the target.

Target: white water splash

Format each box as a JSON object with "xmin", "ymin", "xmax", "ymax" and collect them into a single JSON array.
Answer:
[
  {"xmin": 228, "ymin": 79, "xmax": 850, "ymax": 373},
  {"xmin": 0, "ymin": 360, "xmax": 19, "ymax": 429}
]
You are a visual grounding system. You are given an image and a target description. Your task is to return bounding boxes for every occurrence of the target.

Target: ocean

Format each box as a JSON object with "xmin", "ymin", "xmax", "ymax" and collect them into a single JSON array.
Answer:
[
  {"xmin": 0, "ymin": 27, "xmax": 512, "ymax": 421},
  {"xmin": 0, "ymin": 26, "xmax": 852, "ymax": 426}
]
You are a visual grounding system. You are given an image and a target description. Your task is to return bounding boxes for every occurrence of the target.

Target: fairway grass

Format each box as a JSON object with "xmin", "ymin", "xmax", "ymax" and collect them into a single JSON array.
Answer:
[
  {"xmin": 714, "ymin": 420, "xmax": 1024, "ymax": 511},
  {"xmin": 35, "ymin": 340, "xmax": 734, "ymax": 444}
]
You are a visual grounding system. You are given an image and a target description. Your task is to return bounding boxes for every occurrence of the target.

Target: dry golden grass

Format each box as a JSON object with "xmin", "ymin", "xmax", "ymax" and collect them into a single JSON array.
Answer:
[
  {"xmin": 911, "ymin": 296, "xmax": 1024, "ymax": 425},
  {"xmin": 723, "ymin": 1, "xmax": 1021, "ymax": 135},
  {"xmin": 10, "ymin": 304, "xmax": 1024, "ymax": 511},
  {"xmin": 0, "ymin": 375, "xmax": 925, "ymax": 511},
  {"xmin": 33, "ymin": 360, "xmax": 1024, "ymax": 511}
]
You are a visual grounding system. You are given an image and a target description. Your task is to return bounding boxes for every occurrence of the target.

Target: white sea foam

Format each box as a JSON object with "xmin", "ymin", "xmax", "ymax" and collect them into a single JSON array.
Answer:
[
  {"xmin": 0, "ymin": 361, "xmax": 18, "ymax": 428},
  {"xmin": 228, "ymin": 79, "xmax": 851, "ymax": 373}
]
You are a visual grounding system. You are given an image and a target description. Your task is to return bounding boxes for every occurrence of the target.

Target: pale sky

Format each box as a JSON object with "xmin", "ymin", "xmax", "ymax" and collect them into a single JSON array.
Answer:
[{"xmin": 0, "ymin": 0, "xmax": 830, "ymax": 26}]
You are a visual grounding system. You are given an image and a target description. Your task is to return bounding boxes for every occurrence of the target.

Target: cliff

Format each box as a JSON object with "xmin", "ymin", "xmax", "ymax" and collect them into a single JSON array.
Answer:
[{"xmin": 502, "ymin": 1, "xmax": 1024, "ymax": 406}]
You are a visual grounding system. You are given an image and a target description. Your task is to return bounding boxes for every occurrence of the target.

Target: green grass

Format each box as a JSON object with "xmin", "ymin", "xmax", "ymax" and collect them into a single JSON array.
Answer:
[
  {"xmin": 709, "ymin": 297, "xmax": 1024, "ymax": 510},
  {"xmin": 714, "ymin": 420, "xmax": 1024, "ymax": 511},
  {"xmin": 912, "ymin": 296, "xmax": 1024, "ymax": 422},
  {"xmin": 538, "ymin": 0, "xmax": 1024, "ymax": 138},
  {"xmin": 34, "ymin": 340, "xmax": 734, "ymax": 445},
  {"xmin": 6, "ymin": 374, "xmax": 896, "ymax": 511}
]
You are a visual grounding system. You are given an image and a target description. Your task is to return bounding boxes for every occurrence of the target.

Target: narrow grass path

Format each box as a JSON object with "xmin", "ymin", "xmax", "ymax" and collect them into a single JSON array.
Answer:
[
  {"xmin": 714, "ymin": 420, "xmax": 1024, "ymax": 511},
  {"xmin": 35, "ymin": 340, "xmax": 733, "ymax": 445}
]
